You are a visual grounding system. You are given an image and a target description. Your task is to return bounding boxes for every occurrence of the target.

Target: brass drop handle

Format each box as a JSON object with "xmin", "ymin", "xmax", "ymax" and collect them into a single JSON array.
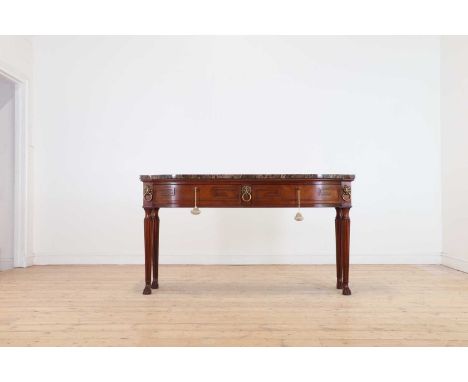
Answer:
[{"xmin": 241, "ymin": 186, "xmax": 252, "ymax": 202}]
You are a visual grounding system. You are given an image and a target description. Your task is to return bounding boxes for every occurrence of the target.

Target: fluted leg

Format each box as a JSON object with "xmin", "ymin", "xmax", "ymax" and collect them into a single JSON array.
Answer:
[
  {"xmin": 340, "ymin": 208, "xmax": 351, "ymax": 295},
  {"xmin": 151, "ymin": 208, "xmax": 160, "ymax": 289},
  {"xmin": 335, "ymin": 208, "xmax": 343, "ymax": 289},
  {"xmin": 143, "ymin": 208, "xmax": 153, "ymax": 295}
]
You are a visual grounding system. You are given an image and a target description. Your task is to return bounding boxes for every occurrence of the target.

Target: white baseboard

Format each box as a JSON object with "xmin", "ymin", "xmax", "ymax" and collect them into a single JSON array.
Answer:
[
  {"xmin": 33, "ymin": 252, "xmax": 442, "ymax": 265},
  {"xmin": 25, "ymin": 255, "xmax": 34, "ymax": 267},
  {"xmin": 0, "ymin": 256, "xmax": 34, "ymax": 270},
  {"xmin": 0, "ymin": 258, "xmax": 14, "ymax": 271},
  {"xmin": 441, "ymin": 254, "xmax": 468, "ymax": 273}
]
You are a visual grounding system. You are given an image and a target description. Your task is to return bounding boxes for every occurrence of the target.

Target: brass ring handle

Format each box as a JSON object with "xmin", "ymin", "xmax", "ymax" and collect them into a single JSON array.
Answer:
[
  {"xmin": 241, "ymin": 192, "xmax": 252, "ymax": 202},
  {"xmin": 342, "ymin": 185, "xmax": 351, "ymax": 202},
  {"xmin": 143, "ymin": 185, "xmax": 153, "ymax": 201},
  {"xmin": 241, "ymin": 186, "xmax": 252, "ymax": 202}
]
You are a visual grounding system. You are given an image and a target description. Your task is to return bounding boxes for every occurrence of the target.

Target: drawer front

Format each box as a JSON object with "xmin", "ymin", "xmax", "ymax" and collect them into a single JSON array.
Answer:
[
  {"xmin": 143, "ymin": 183, "xmax": 181, "ymax": 207},
  {"xmin": 252, "ymin": 184, "xmax": 341, "ymax": 207},
  {"xmin": 199, "ymin": 185, "xmax": 241, "ymax": 206},
  {"xmin": 144, "ymin": 183, "xmax": 343, "ymax": 207},
  {"xmin": 149, "ymin": 184, "xmax": 241, "ymax": 207}
]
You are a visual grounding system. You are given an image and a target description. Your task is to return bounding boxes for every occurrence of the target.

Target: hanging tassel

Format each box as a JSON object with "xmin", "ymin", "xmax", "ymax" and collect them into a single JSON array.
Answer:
[
  {"xmin": 191, "ymin": 187, "xmax": 201, "ymax": 215},
  {"xmin": 294, "ymin": 188, "xmax": 304, "ymax": 221}
]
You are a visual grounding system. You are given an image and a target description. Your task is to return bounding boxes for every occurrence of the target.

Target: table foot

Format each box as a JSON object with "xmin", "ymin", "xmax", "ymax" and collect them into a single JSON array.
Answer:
[
  {"xmin": 143, "ymin": 285, "xmax": 152, "ymax": 295},
  {"xmin": 336, "ymin": 280, "xmax": 343, "ymax": 289},
  {"xmin": 342, "ymin": 285, "xmax": 352, "ymax": 295},
  {"xmin": 151, "ymin": 280, "xmax": 159, "ymax": 289}
]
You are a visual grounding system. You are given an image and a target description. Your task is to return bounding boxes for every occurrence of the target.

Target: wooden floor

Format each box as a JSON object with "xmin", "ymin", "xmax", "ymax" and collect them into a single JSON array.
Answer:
[{"xmin": 1, "ymin": 264, "xmax": 468, "ymax": 346}]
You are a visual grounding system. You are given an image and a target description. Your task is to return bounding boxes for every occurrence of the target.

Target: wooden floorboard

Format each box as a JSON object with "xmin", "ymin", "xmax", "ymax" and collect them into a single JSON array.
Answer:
[{"xmin": 1, "ymin": 264, "xmax": 467, "ymax": 346}]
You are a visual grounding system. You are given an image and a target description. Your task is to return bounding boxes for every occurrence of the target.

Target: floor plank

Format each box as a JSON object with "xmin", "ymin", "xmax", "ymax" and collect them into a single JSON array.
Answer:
[{"xmin": 0, "ymin": 264, "xmax": 467, "ymax": 346}]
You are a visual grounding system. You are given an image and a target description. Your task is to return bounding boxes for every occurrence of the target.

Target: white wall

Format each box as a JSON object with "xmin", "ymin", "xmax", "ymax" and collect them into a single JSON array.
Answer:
[
  {"xmin": 32, "ymin": 36, "xmax": 442, "ymax": 265},
  {"xmin": 0, "ymin": 76, "xmax": 15, "ymax": 270},
  {"xmin": 441, "ymin": 36, "xmax": 468, "ymax": 272}
]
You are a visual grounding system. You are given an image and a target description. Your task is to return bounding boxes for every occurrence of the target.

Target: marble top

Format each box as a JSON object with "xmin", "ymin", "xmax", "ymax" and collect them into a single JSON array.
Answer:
[{"xmin": 140, "ymin": 174, "xmax": 355, "ymax": 181}]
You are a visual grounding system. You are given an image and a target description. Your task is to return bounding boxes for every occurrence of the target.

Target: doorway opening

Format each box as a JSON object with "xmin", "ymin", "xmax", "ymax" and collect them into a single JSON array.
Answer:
[
  {"xmin": 0, "ymin": 67, "xmax": 29, "ymax": 270},
  {"xmin": 0, "ymin": 74, "xmax": 15, "ymax": 270}
]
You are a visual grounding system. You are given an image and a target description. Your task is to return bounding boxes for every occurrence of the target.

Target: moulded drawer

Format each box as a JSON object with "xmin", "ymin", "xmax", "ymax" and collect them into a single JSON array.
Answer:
[
  {"xmin": 145, "ymin": 183, "xmax": 342, "ymax": 207},
  {"xmin": 251, "ymin": 184, "xmax": 341, "ymax": 207}
]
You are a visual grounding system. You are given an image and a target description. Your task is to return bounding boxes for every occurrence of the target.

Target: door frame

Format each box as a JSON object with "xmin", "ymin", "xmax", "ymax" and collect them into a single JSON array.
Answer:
[{"xmin": 0, "ymin": 63, "xmax": 30, "ymax": 268}]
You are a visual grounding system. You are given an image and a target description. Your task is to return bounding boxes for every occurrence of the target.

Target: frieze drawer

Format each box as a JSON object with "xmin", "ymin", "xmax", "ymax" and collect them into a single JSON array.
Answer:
[
  {"xmin": 251, "ymin": 185, "xmax": 341, "ymax": 207},
  {"xmin": 144, "ymin": 183, "xmax": 344, "ymax": 207}
]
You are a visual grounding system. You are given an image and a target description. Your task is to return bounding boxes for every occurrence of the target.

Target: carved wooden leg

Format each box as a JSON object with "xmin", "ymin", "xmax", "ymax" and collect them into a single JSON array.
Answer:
[
  {"xmin": 143, "ymin": 208, "xmax": 153, "ymax": 295},
  {"xmin": 335, "ymin": 208, "xmax": 343, "ymax": 289},
  {"xmin": 151, "ymin": 208, "xmax": 160, "ymax": 289},
  {"xmin": 341, "ymin": 208, "xmax": 351, "ymax": 295}
]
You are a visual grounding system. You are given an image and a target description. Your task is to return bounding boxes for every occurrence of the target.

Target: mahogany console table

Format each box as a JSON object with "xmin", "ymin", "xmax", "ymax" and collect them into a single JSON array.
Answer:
[{"xmin": 140, "ymin": 174, "xmax": 354, "ymax": 295}]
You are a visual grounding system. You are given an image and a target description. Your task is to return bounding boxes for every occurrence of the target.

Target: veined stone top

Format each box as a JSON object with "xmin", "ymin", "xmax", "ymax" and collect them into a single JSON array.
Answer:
[{"xmin": 140, "ymin": 174, "xmax": 355, "ymax": 181}]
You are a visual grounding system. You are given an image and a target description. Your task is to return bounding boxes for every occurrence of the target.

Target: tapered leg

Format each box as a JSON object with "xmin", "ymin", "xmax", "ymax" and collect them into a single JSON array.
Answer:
[
  {"xmin": 143, "ymin": 208, "xmax": 153, "ymax": 295},
  {"xmin": 341, "ymin": 208, "xmax": 351, "ymax": 295},
  {"xmin": 335, "ymin": 208, "xmax": 343, "ymax": 289},
  {"xmin": 151, "ymin": 208, "xmax": 160, "ymax": 289}
]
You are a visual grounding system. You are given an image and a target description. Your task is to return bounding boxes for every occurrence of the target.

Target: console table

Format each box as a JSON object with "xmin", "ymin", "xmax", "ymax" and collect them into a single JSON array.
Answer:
[{"xmin": 140, "ymin": 174, "xmax": 354, "ymax": 295}]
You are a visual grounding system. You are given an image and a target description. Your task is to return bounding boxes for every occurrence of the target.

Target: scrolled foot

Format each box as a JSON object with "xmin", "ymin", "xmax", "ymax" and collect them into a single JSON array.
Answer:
[
  {"xmin": 342, "ymin": 285, "xmax": 352, "ymax": 295},
  {"xmin": 143, "ymin": 285, "xmax": 152, "ymax": 295},
  {"xmin": 151, "ymin": 280, "xmax": 159, "ymax": 289},
  {"xmin": 336, "ymin": 280, "xmax": 343, "ymax": 289}
]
